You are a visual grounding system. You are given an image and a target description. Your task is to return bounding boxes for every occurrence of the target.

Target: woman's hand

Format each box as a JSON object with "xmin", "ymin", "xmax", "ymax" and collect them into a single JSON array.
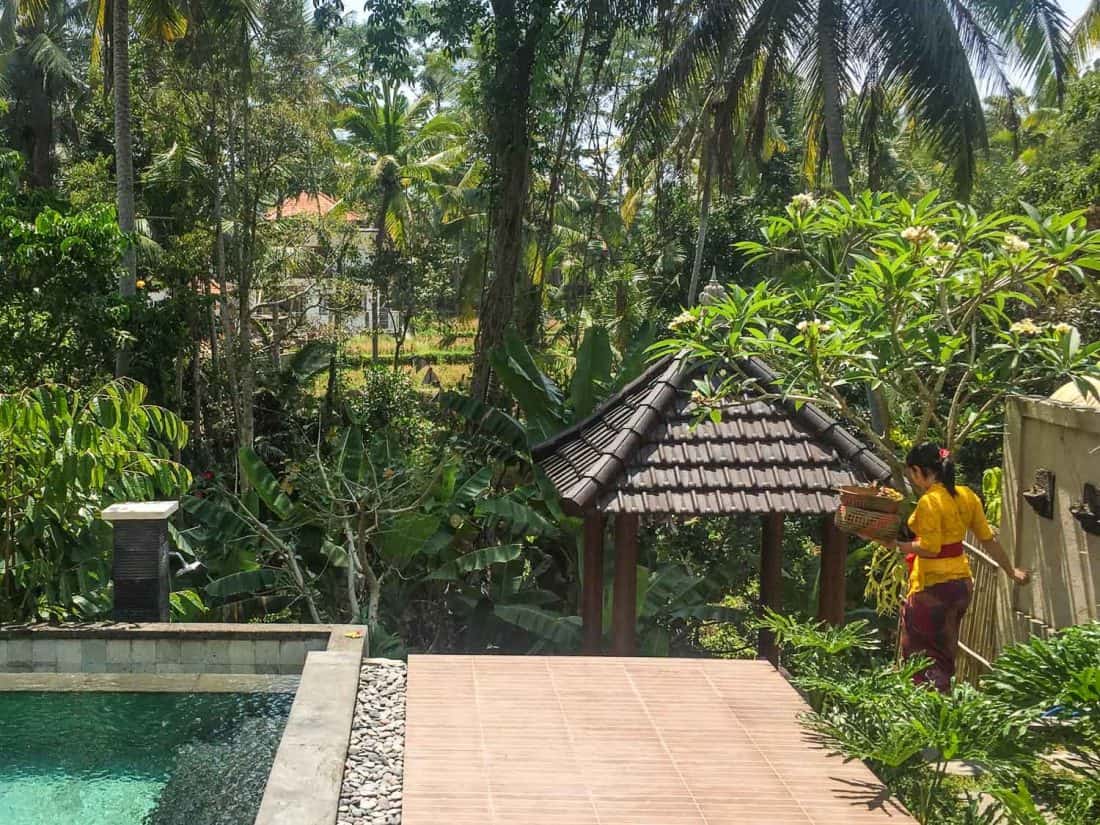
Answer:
[{"xmin": 1010, "ymin": 567, "xmax": 1032, "ymax": 586}]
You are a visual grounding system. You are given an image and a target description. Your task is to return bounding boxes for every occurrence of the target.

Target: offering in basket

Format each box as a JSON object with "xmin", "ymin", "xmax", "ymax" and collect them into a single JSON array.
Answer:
[{"xmin": 834, "ymin": 486, "xmax": 904, "ymax": 541}]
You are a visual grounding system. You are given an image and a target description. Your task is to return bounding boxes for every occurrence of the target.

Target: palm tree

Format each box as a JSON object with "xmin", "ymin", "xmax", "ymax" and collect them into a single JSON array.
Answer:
[
  {"xmin": 337, "ymin": 80, "xmax": 465, "ymax": 358},
  {"xmin": 0, "ymin": 0, "xmax": 82, "ymax": 187},
  {"xmin": 88, "ymin": 0, "xmax": 186, "ymax": 375},
  {"xmin": 627, "ymin": 0, "xmax": 1075, "ymax": 200},
  {"xmin": 1074, "ymin": 1, "xmax": 1100, "ymax": 61}
]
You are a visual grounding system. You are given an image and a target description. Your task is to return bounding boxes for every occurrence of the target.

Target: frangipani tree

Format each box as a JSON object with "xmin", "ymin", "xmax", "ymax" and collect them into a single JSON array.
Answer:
[{"xmin": 656, "ymin": 191, "xmax": 1100, "ymax": 485}]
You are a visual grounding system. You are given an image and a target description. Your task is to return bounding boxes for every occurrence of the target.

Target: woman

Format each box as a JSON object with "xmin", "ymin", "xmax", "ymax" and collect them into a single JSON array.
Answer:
[{"xmin": 870, "ymin": 443, "xmax": 1031, "ymax": 693}]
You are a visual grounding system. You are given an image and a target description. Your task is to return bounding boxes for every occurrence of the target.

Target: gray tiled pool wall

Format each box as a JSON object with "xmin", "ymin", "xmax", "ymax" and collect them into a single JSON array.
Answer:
[{"xmin": 0, "ymin": 624, "xmax": 341, "ymax": 675}]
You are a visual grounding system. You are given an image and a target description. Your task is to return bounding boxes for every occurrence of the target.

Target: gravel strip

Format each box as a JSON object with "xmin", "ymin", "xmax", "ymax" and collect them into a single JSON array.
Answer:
[{"xmin": 338, "ymin": 660, "xmax": 407, "ymax": 825}]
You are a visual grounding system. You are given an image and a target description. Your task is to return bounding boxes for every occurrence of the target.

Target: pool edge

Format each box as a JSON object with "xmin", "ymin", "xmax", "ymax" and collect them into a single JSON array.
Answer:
[{"xmin": 253, "ymin": 627, "xmax": 367, "ymax": 825}]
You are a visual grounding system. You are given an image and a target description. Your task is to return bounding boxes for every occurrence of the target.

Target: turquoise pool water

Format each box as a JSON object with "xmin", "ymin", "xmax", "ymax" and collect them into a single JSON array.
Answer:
[{"xmin": 0, "ymin": 691, "xmax": 293, "ymax": 825}]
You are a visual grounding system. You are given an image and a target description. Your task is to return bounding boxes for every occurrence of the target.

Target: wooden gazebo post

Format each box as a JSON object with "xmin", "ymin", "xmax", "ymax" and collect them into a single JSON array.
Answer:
[
  {"xmin": 612, "ymin": 514, "xmax": 640, "ymax": 656},
  {"xmin": 818, "ymin": 517, "xmax": 849, "ymax": 625},
  {"xmin": 758, "ymin": 513, "xmax": 784, "ymax": 663},
  {"xmin": 581, "ymin": 514, "xmax": 605, "ymax": 654}
]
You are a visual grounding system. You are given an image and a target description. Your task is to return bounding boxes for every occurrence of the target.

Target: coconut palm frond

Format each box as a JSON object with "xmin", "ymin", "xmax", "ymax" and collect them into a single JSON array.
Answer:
[
  {"xmin": 621, "ymin": 0, "xmax": 751, "ymax": 157},
  {"xmin": 26, "ymin": 30, "xmax": 77, "ymax": 84},
  {"xmin": 867, "ymin": 0, "xmax": 988, "ymax": 198},
  {"xmin": 1073, "ymin": 1, "xmax": 1100, "ymax": 62},
  {"xmin": 134, "ymin": 0, "xmax": 187, "ymax": 42},
  {"xmin": 967, "ymin": 0, "xmax": 1072, "ymax": 103},
  {"xmin": 945, "ymin": 0, "xmax": 1016, "ymax": 99},
  {"xmin": 143, "ymin": 140, "xmax": 210, "ymax": 186}
]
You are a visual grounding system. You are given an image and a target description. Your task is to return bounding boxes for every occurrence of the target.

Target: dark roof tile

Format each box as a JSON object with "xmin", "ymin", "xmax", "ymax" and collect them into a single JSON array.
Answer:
[{"xmin": 533, "ymin": 354, "xmax": 893, "ymax": 516}]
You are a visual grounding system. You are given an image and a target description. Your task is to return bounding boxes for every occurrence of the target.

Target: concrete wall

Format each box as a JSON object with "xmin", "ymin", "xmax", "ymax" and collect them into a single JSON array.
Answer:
[
  {"xmin": 0, "ymin": 624, "xmax": 339, "ymax": 675},
  {"xmin": 1001, "ymin": 395, "xmax": 1100, "ymax": 648}
]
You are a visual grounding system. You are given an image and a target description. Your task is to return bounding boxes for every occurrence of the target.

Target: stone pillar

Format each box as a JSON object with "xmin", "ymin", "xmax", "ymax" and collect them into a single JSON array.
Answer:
[{"xmin": 102, "ymin": 501, "xmax": 179, "ymax": 622}]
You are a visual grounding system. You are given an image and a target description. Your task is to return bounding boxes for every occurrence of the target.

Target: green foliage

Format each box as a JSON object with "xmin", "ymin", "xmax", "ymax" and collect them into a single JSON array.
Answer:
[
  {"xmin": 0, "ymin": 199, "xmax": 128, "ymax": 389},
  {"xmin": 0, "ymin": 381, "xmax": 191, "ymax": 622},
  {"xmin": 769, "ymin": 614, "xmax": 1100, "ymax": 825},
  {"xmin": 659, "ymin": 191, "xmax": 1100, "ymax": 482},
  {"xmin": 1005, "ymin": 72, "xmax": 1100, "ymax": 216},
  {"xmin": 570, "ymin": 325, "xmax": 612, "ymax": 419},
  {"xmin": 982, "ymin": 468, "xmax": 1004, "ymax": 527},
  {"xmin": 344, "ymin": 364, "xmax": 435, "ymax": 449},
  {"xmin": 984, "ymin": 623, "xmax": 1100, "ymax": 726}
]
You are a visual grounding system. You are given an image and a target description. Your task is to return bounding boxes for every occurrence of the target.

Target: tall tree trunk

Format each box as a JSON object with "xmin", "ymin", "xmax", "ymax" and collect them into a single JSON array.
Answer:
[
  {"xmin": 236, "ymin": 36, "xmax": 257, "ymax": 472},
  {"xmin": 27, "ymin": 63, "xmax": 53, "ymax": 189},
  {"xmin": 526, "ymin": 5, "xmax": 597, "ymax": 344},
  {"xmin": 191, "ymin": 342, "xmax": 207, "ymax": 467},
  {"xmin": 213, "ymin": 175, "xmax": 241, "ymax": 439},
  {"xmin": 471, "ymin": 10, "xmax": 542, "ymax": 402},
  {"xmin": 371, "ymin": 187, "xmax": 394, "ymax": 363},
  {"xmin": 687, "ymin": 134, "xmax": 715, "ymax": 306},
  {"xmin": 114, "ymin": 0, "xmax": 137, "ymax": 377},
  {"xmin": 818, "ymin": 0, "xmax": 851, "ymax": 197}
]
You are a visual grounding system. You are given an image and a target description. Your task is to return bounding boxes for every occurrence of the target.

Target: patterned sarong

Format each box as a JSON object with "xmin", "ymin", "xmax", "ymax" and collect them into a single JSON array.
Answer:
[{"xmin": 900, "ymin": 577, "xmax": 973, "ymax": 693}]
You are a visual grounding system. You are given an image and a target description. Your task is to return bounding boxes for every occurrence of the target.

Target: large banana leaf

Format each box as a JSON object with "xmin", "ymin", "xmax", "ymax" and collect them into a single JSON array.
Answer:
[
  {"xmin": 438, "ymin": 391, "xmax": 527, "ymax": 451},
  {"xmin": 571, "ymin": 325, "xmax": 613, "ymax": 419},
  {"xmin": 476, "ymin": 497, "xmax": 556, "ymax": 537},
  {"xmin": 493, "ymin": 604, "xmax": 582, "ymax": 648},
  {"xmin": 615, "ymin": 321, "xmax": 658, "ymax": 391},
  {"xmin": 337, "ymin": 426, "xmax": 366, "ymax": 483},
  {"xmin": 379, "ymin": 513, "xmax": 441, "ymax": 562},
  {"xmin": 206, "ymin": 568, "xmax": 281, "ymax": 598},
  {"xmin": 488, "ymin": 332, "xmax": 567, "ymax": 441},
  {"xmin": 237, "ymin": 447, "xmax": 292, "ymax": 520},
  {"xmin": 451, "ymin": 466, "xmax": 493, "ymax": 506},
  {"xmin": 427, "ymin": 544, "xmax": 523, "ymax": 580},
  {"xmin": 286, "ymin": 340, "xmax": 334, "ymax": 381}
]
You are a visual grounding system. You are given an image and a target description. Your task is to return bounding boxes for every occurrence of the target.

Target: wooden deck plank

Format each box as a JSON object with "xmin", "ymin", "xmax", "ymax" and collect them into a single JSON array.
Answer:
[{"xmin": 402, "ymin": 656, "xmax": 915, "ymax": 825}]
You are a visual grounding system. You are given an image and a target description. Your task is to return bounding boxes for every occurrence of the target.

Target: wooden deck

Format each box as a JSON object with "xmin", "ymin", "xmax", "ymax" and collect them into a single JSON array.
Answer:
[{"xmin": 401, "ymin": 656, "xmax": 915, "ymax": 824}]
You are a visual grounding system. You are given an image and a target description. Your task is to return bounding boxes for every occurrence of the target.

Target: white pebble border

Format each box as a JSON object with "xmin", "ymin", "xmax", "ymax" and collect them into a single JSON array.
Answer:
[{"xmin": 338, "ymin": 660, "xmax": 407, "ymax": 825}]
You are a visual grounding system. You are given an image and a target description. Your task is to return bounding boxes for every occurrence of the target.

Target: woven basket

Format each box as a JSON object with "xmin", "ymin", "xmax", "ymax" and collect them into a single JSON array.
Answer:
[
  {"xmin": 835, "ymin": 505, "xmax": 901, "ymax": 541},
  {"xmin": 838, "ymin": 485, "xmax": 904, "ymax": 514}
]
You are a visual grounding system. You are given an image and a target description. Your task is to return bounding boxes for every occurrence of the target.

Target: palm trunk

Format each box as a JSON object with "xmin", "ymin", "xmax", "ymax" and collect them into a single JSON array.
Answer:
[
  {"xmin": 528, "ymin": 6, "xmax": 597, "ymax": 343},
  {"xmin": 113, "ymin": 0, "xmax": 137, "ymax": 377},
  {"xmin": 818, "ymin": 1, "xmax": 851, "ymax": 197},
  {"xmin": 27, "ymin": 63, "xmax": 54, "ymax": 189},
  {"xmin": 213, "ymin": 175, "xmax": 241, "ymax": 439},
  {"xmin": 371, "ymin": 187, "xmax": 394, "ymax": 362},
  {"xmin": 687, "ymin": 135, "xmax": 715, "ymax": 305},
  {"xmin": 471, "ymin": 5, "xmax": 543, "ymax": 402},
  {"xmin": 191, "ymin": 342, "xmax": 208, "ymax": 466}
]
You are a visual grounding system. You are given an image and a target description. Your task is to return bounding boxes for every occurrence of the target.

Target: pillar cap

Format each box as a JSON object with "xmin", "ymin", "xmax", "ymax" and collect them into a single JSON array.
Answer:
[{"xmin": 101, "ymin": 501, "xmax": 180, "ymax": 522}]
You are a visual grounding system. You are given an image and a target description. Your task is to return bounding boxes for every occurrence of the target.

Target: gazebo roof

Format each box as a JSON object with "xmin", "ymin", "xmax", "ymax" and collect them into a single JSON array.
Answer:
[{"xmin": 532, "ymin": 355, "xmax": 892, "ymax": 517}]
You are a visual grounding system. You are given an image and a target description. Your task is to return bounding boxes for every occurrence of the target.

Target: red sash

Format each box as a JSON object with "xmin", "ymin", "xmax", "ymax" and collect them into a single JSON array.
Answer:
[{"xmin": 906, "ymin": 541, "xmax": 964, "ymax": 574}]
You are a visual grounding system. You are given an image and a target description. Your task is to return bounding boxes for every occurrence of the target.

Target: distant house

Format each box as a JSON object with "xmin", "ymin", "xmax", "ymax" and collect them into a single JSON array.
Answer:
[{"xmin": 258, "ymin": 192, "xmax": 399, "ymax": 335}]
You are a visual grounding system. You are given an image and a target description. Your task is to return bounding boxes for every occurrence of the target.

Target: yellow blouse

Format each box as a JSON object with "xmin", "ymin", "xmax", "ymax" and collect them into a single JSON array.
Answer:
[{"xmin": 906, "ymin": 483, "xmax": 994, "ymax": 596}]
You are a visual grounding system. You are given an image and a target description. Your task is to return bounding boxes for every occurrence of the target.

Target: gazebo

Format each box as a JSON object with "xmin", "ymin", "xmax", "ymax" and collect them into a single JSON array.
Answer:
[{"xmin": 532, "ymin": 354, "xmax": 893, "ymax": 659}]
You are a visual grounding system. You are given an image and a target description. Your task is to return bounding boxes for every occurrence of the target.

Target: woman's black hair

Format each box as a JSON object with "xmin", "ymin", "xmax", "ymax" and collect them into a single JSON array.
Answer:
[{"xmin": 906, "ymin": 442, "xmax": 957, "ymax": 496}]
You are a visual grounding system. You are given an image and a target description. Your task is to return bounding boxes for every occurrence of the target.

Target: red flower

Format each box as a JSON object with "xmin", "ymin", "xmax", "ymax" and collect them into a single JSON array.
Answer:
[{"xmin": 202, "ymin": 471, "xmax": 214, "ymax": 481}]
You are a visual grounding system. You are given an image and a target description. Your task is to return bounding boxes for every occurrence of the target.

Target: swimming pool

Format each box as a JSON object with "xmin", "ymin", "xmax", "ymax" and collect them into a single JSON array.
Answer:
[{"xmin": 0, "ymin": 691, "xmax": 293, "ymax": 825}]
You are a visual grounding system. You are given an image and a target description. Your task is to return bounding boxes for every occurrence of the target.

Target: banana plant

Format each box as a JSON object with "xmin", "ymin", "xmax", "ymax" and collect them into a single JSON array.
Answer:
[
  {"xmin": 183, "ymin": 419, "xmax": 573, "ymax": 650},
  {"xmin": 441, "ymin": 323, "xmax": 653, "ymax": 457},
  {"xmin": 0, "ymin": 380, "xmax": 191, "ymax": 622}
]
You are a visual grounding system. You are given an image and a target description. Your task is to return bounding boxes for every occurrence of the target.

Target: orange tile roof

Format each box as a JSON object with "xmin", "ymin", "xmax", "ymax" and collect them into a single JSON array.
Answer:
[{"xmin": 265, "ymin": 191, "xmax": 362, "ymax": 223}]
